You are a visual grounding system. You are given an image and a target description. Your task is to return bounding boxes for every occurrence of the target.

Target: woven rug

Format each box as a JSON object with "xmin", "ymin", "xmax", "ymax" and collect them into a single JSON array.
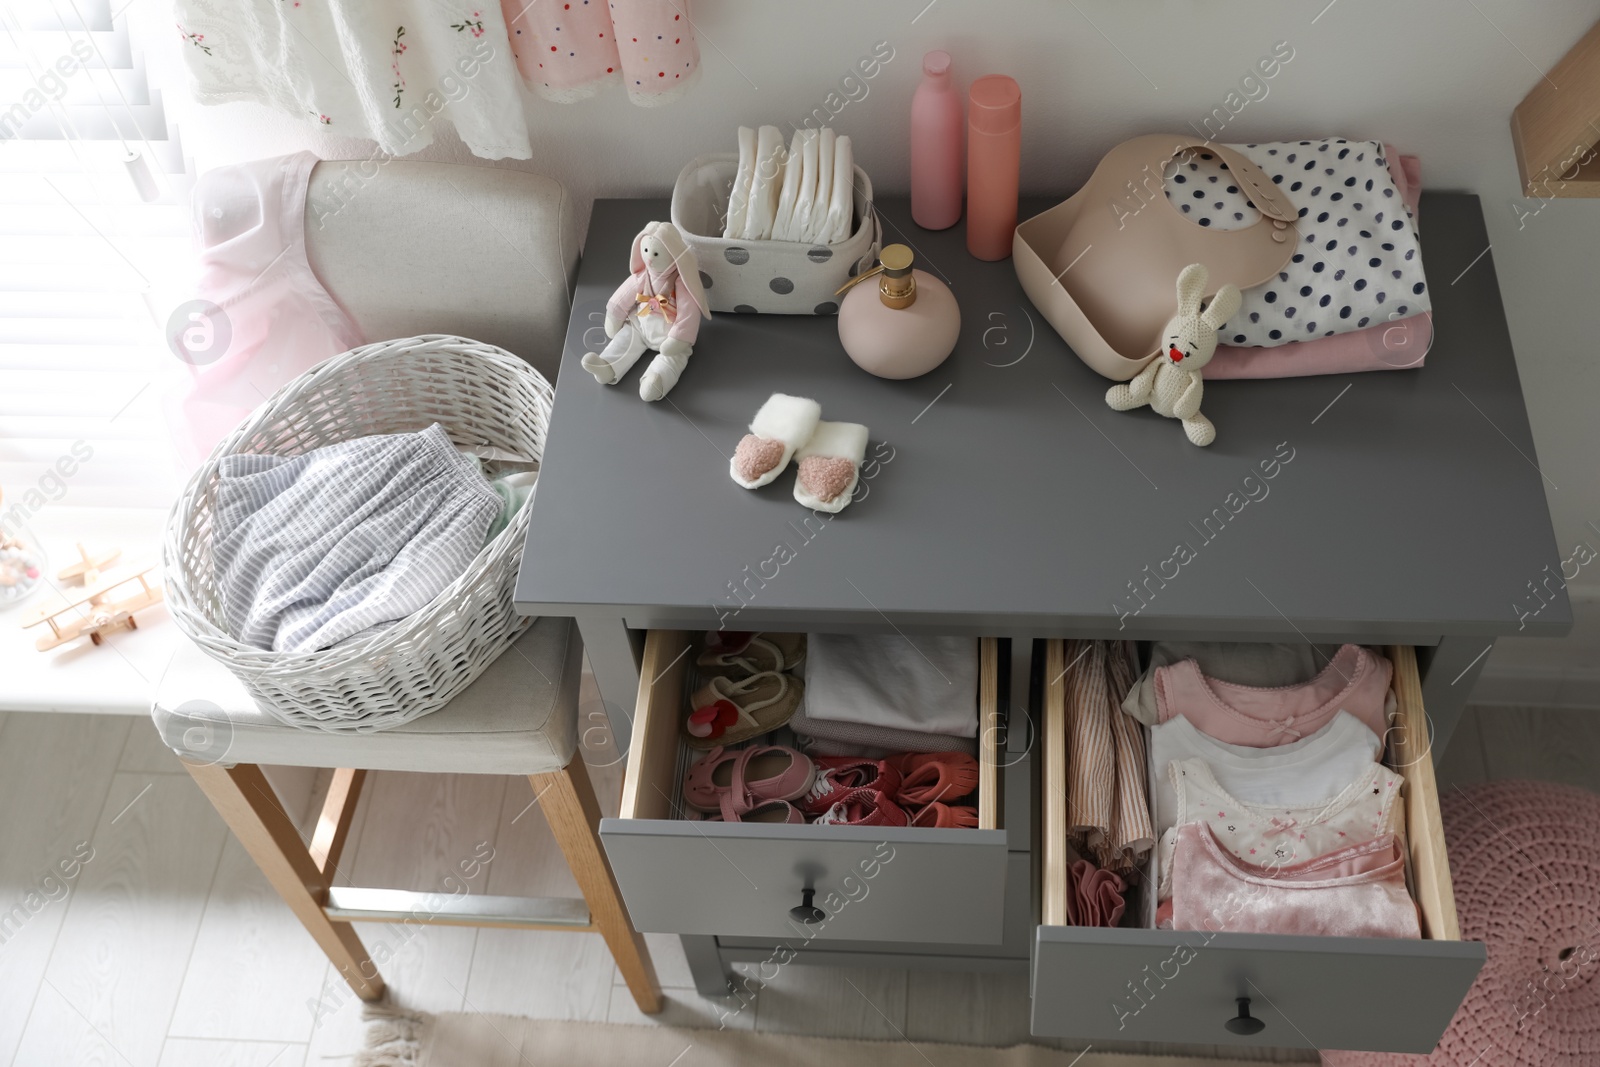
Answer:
[
  {"xmin": 1324, "ymin": 780, "xmax": 1600, "ymax": 1066},
  {"xmin": 351, "ymin": 1006, "xmax": 1298, "ymax": 1066}
]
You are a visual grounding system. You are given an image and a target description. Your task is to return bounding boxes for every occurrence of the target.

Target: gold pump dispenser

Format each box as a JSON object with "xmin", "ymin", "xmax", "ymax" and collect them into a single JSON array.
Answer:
[{"xmin": 836, "ymin": 244, "xmax": 918, "ymax": 310}]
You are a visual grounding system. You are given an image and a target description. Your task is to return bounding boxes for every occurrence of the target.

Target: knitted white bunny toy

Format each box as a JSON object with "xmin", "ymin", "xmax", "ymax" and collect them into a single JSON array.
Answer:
[{"xmin": 1105, "ymin": 262, "xmax": 1241, "ymax": 447}]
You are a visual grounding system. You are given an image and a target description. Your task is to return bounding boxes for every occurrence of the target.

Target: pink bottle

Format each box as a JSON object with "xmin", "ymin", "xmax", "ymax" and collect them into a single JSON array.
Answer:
[
  {"xmin": 966, "ymin": 74, "xmax": 1021, "ymax": 261},
  {"xmin": 910, "ymin": 50, "xmax": 963, "ymax": 231}
]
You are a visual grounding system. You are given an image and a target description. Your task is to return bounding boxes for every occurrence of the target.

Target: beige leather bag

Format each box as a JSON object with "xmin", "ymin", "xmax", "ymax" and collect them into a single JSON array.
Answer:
[{"xmin": 1014, "ymin": 135, "xmax": 1299, "ymax": 381}]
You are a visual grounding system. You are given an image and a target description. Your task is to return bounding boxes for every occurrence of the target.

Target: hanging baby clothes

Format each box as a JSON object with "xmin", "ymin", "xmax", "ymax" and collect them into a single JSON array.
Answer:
[
  {"xmin": 1165, "ymin": 823, "xmax": 1419, "ymax": 938},
  {"xmin": 164, "ymin": 152, "xmax": 365, "ymax": 468},
  {"xmin": 174, "ymin": 0, "xmax": 531, "ymax": 159},
  {"xmin": 1156, "ymin": 756, "xmax": 1403, "ymax": 901},
  {"xmin": 1062, "ymin": 640, "xmax": 1154, "ymax": 871},
  {"xmin": 501, "ymin": 0, "xmax": 700, "ymax": 106},
  {"xmin": 1151, "ymin": 643, "xmax": 1394, "ymax": 746}
]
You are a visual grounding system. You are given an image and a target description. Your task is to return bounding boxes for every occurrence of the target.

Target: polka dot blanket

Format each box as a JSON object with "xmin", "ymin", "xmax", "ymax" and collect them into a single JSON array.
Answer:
[{"xmin": 1164, "ymin": 139, "xmax": 1428, "ymax": 348}]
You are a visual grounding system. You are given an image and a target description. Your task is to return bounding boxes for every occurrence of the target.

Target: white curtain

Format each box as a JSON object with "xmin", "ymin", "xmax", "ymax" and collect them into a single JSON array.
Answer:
[{"xmin": 173, "ymin": 0, "xmax": 532, "ymax": 160}]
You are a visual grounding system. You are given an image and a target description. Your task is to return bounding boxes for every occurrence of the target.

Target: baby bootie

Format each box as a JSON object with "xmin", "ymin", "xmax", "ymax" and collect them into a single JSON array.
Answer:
[
  {"xmin": 793, "ymin": 420, "xmax": 869, "ymax": 513},
  {"xmin": 730, "ymin": 393, "xmax": 822, "ymax": 488}
]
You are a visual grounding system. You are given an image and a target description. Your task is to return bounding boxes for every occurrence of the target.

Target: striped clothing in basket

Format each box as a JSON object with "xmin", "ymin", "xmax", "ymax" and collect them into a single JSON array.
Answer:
[{"xmin": 213, "ymin": 423, "xmax": 500, "ymax": 653}]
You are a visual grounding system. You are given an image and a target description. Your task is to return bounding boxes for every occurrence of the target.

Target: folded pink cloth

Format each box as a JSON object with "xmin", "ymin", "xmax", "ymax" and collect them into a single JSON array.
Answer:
[
  {"xmin": 1170, "ymin": 823, "xmax": 1419, "ymax": 938},
  {"xmin": 1207, "ymin": 151, "xmax": 1429, "ymax": 379},
  {"xmin": 1065, "ymin": 859, "xmax": 1127, "ymax": 928}
]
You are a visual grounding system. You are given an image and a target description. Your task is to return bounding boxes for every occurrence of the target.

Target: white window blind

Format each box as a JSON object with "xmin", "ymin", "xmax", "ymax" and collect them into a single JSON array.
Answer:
[{"xmin": 1, "ymin": 1, "xmax": 191, "ymax": 516}]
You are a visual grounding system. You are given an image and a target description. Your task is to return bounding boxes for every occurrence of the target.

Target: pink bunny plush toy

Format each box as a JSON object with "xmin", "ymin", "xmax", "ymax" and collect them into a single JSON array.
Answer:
[{"xmin": 583, "ymin": 220, "xmax": 712, "ymax": 401}]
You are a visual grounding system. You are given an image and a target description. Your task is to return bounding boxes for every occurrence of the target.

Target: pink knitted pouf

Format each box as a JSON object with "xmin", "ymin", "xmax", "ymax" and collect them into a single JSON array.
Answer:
[{"xmin": 1323, "ymin": 780, "xmax": 1600, "ymax": 1066}]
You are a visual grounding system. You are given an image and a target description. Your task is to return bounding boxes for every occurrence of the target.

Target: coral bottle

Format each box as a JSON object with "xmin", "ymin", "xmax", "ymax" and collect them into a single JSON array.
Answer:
[
  {"xmin": 966, "ymin": 74, "xmax": 1021, "ymax": 261},
  {"xmin": 910, "ymin": 50, "xmax": 963, "ymax": 230}
]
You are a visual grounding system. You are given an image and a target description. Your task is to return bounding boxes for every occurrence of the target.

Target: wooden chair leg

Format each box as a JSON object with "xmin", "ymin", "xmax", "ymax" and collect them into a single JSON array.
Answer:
[
  {"xmin": 183, "ymin": 759, "xmax": 385, "ymax": 1002},
  {"xmin": 530, "ymin": 758, "xmax": 662, "ymax": 1014}
]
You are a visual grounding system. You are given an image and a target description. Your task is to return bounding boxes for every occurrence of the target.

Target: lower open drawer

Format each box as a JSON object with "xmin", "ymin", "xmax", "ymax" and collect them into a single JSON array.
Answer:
[
  {"xmin": 599, "ymin": 630, "xmax": 1009, "ymax": 945},
  {"xmin": 1030, "ymin": 642, "xmax": 1486, "ymax": 1052}
]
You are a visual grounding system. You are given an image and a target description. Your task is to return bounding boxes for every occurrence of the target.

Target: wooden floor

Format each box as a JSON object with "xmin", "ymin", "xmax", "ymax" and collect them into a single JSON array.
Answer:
[{"xmin": 0, "ymin": 688, "xmax": 1590, "ymax": 1067}]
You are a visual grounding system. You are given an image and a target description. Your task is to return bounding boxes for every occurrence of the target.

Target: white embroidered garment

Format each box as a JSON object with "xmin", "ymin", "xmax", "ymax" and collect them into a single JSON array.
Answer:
[
  {"xmin": 1149, "ymin": 710, "xmax": 1384, "ymax": 838},
  {"xmin": 174, "ymin": 0, "xmax": 532, "ymax": 160},
  {"xmin": 1157, "ymin": 756, "xmax": 1403, "ymax": 901},
  {"xmin": 1162, "ymin": 139, "xmax": 1427, "ymax": 347}
]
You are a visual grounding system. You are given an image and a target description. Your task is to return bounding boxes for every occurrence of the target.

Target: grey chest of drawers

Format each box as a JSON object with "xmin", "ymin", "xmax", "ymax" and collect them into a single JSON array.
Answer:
[{"xmin": 515, "ymin": 194, "xmax": 1568, "ymax": 1052}]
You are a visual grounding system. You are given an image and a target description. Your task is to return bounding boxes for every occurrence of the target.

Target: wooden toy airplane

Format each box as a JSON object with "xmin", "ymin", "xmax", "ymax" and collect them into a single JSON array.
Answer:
[
  {"xmin": 58, "ymin": 543, "xmax": 121, "ymax": 586},
  {"xmin": 23, "ymin": 565, "xmax": 164, "ymax": 651}
]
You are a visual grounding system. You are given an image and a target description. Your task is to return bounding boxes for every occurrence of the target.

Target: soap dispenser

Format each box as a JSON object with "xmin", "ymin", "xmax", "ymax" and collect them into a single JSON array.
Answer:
[{"xmin": 834, "ymin": 244, "xmax": 961, "ymax": 380}]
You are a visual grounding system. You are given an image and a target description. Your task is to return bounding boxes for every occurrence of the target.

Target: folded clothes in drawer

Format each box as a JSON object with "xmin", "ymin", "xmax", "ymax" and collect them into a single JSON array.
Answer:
[
  {"xmin": 792, "ymin": 632, "xmax": 980, "ymax": 756},
  {"xmin": 1032, "ymin": 641, "xmax": 1484, "ymax": 1053},
  {"xmin": 598, "ymin": 630, "xmax": 1007, "ymax": 945}
]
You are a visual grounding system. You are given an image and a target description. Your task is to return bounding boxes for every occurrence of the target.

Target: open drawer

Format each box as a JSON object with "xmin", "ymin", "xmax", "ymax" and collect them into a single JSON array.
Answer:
[
  {"xmin": 599, "ymin": 630, "xmax": 1008, "ymax": 945},
  {"xmin": 1031, "ymin": 642, "xmax": 1485, "ymax": 1052}
]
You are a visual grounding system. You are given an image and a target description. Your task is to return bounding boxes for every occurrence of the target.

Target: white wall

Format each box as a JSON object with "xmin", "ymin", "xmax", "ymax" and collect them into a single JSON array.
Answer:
[{"xmin": 136, "ymin": 0, "xmax": 1600, "ymax": 668}]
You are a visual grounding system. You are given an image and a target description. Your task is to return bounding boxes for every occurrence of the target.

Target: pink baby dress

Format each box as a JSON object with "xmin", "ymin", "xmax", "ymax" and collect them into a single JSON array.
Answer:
[
  {"xmin": 1156, "ymin": 756, "xmax": 1403, "ymax": 902},
  {"xmin": 1154, "ymin": 643, "xmax": 1394, "ymax": 747},
  {"xmin": 502, "ymin": 0, "xmax": 700, "ymax": 106},
  {"xmin": 1167, "ymin": 823, "xmax": 1419, "ymax": 939}
]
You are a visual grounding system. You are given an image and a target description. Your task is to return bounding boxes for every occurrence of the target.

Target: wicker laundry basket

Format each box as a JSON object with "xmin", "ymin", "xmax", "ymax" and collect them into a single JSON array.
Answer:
[{"xmin": 164, "ymin": 335, "xmax": 553, "ymax": 732}]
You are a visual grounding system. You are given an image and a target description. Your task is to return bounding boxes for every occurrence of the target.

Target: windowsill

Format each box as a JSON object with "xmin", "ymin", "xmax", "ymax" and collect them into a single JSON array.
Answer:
[{"xmin": 1, "ymin": 505, "xmax": 178, "ymax": 716}]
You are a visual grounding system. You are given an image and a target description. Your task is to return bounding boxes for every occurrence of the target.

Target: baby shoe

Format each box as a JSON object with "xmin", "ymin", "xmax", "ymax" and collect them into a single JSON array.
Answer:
[
  {"xmin": 907, "ymin": 802, "xmax": 979, "ymax": 828},
  {"xmin": 802, "ymin": 757, "xmax": 903, "ymax": 816},
  {"xmin": 683, "ymin": 744, "xmax": 816, "ymax": 816},
  {"xmin": 813, "ymin": 788, "xmax": 909, "ymax": 827},
  {"xmin": 697, "ymin": 631, "xmax": 807, "ymax": 678},
  {"xmin": 684, "ymin": 670, "xmax": 805, "ymax": 749},
  {"xmin": 889, "ymin": 752, "xmax": 979, "ymax": 807},
  {"xmin": 706, "ymin": 799, "xmax": 807, "ymax": 823},
  {"xmin": 793, "ymin": 420, "xmax": 870, "ymax": 514},
  {"xmin": 730, "ymin": 393, "xmax": 822, "ymax": 489}
]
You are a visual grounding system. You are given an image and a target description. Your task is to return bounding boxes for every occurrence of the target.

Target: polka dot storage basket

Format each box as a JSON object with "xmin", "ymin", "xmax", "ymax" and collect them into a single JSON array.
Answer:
[
  {"xmin": 670, "ymin": 153, "xmax": 881, "ymax": 315},
  {"xmin": 163, "ymin": 335, "xmax": 553, "ymax": 732},
  {"xmin": 1323, "ymin": 779, "xmax": 1600, "ymax": 1067}
]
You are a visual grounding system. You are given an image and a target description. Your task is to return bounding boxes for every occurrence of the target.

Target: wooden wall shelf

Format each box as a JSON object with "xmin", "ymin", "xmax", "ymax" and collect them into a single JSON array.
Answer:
[{"xmin": 1512, "ymin": 17, "xmax": 1600, "ymax": 197}]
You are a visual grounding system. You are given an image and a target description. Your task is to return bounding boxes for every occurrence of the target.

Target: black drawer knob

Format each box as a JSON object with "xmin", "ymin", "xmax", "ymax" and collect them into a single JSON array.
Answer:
[
  {"xmin": 789, "ymin": 887, "xmax": 826, "ymax": 924},
  {"xmin": 1225, "ymin": 996, "xmax": 1266, "ymax": 1036}
]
